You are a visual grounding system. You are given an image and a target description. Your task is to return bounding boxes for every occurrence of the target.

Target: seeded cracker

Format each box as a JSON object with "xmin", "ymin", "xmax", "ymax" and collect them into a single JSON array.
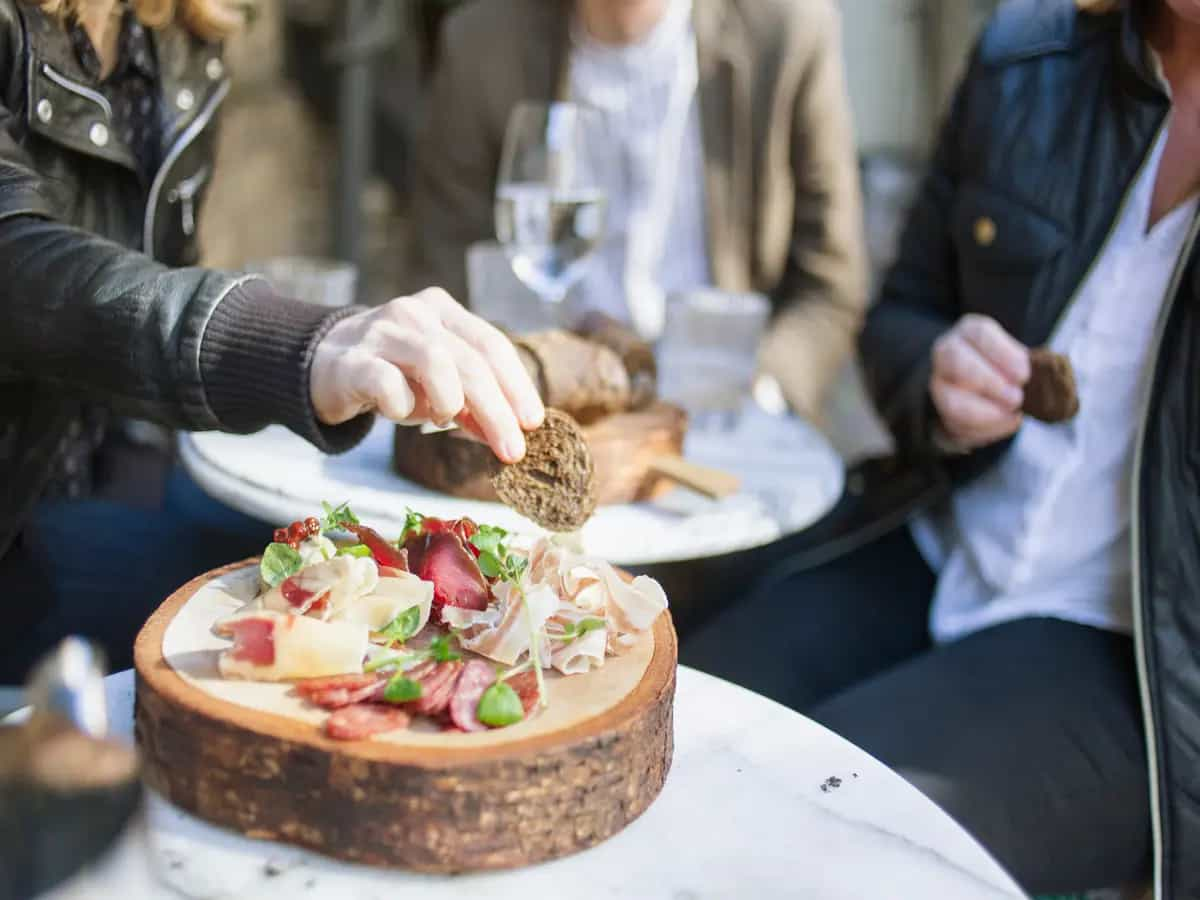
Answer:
[
  {"xmin": 1023, "ymin": 349, "xmax": 1080, "ymax": 423},
  {"xmin": 492, "ymin": 409, "xmax": 597, "ymax": 532}
]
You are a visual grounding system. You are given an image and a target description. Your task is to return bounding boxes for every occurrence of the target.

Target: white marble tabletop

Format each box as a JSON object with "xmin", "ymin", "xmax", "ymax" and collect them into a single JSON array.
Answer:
[
  {"xmin": 35, "ymin": 668, "xmax": 1026, "ymax": 900},
  {"xmin": 179, "ymin": 407, "xmax": 844, "ymax": 567}
]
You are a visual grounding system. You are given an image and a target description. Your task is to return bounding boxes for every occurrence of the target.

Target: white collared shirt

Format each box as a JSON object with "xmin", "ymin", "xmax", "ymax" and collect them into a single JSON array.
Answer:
[
  {"xmin": 567, "ymin": 0, "xmax": 711, "ymax": 339},
  {"xmin": 914, "ymin": 126, "xmax": 1200, "ymax": 643}
]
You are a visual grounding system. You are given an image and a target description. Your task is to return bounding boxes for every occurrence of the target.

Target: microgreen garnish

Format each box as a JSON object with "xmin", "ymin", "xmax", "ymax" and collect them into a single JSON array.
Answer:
[
  {"xmin": 260, "ymin": 542, "xmax": 302, "ymax": 588},
  {"xmin": 321, "ymin": 500, "xmax": 360, "ymax": 533},
  {"xmin": 476, "ymin": 682, "xmax": 524, "ymax": 727},
  {"xmin": 383, "ymin": 674, "xmax": 423, "ymax": 703},
  {"xmin": 548, "ymin": 618, "xmax": 605, "ymax": 641},
  {"xmin": 470, "ymin": 525, "xmax": 529, "ymax": 583},
  {"xmin": 429, "ymin": 634, "xmax": 461, "ymax": 662},
  {"xmin": 394, "ymin": 508, "xmax": 426, "ymax": 546},
  {"xmin": 364, "ymin": 653, "xmax": 415, "ymax": 674},
  {"xmin": 471, "ymin": 521, "xmax": 545, "ymax": 709},
  {"xmin": 377, "ymin": 606, "xmax": 422, "ymax": 643},
  {"xmin": 336, "ymin": 543, "xmax": 372, "ymax": 559}
]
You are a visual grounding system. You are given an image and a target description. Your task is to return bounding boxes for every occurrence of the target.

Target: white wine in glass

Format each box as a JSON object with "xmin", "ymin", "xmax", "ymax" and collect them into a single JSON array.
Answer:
[{"xmin": 494, "ymin": 102, "xmax": 608, "ymax": 321}]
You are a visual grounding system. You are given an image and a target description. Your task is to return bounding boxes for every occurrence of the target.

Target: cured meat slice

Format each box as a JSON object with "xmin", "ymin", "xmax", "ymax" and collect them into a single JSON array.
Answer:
[
  {"xmin": 222, "ymin": 616, "xmax": 275, "ymax": 665},
  {"xmin": 505, "ymin": 670, "xmax": 542, "ymax": 715},
  {"xmin": 346, "ymin": 523, "xmax": 410, "ymax": 571},
  {"xmin": 296, "ymin": 673, "xmax": 385, "ymax": 709},
  {"xmin": 419, "ymin": 517, "xmax": 480, "ymax": 557},
  {"xmin": 403, "ymin": 531, "xmax": 489, "ymax": 619},
  {"xmin": 215, "ymin": 611, "xmax": 368, "ymax": 681},
  {"xmin": 448, "ymin": 660, "xmax": 495, "ymax": 732},
  {"xmin": 325, "ymin": 704, "xmax": 410, "ymax": 741},
  {"xmin": 261, "ymin": 556, "xmax": 378, "ymax": 620},
  {"xmin": 410, "ymin": 660, "xmax": 464, "ymax": 717}
]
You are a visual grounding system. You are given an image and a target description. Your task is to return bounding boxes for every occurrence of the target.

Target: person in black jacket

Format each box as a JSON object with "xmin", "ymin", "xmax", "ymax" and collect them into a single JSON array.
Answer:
[
  {"xmin": 683, "ymin": 0, "xmax": 1200, "ymax": 894},
  {"xmin": 0, "ymin": 0, "xmax": 543, "ymax": 681}
]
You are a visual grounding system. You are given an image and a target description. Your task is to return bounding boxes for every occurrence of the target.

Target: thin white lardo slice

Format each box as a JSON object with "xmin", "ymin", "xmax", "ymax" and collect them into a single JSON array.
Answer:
[
  {"xmin": 332, "ymin": 572, "xmax": 434, "ymax": 633},
  {"xmin": 215, "ymin": 610, "xmax": 368, "ymax": 681},
  {"xmin": 260, "ymin": 556, "xmax": 378, "ymax": 618}
]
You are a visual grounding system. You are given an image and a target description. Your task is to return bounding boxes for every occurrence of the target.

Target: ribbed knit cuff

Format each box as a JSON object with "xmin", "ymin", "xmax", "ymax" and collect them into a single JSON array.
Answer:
[{"xmin": 199, "ymin": 279, "xmax": 374, "ymax": 454}]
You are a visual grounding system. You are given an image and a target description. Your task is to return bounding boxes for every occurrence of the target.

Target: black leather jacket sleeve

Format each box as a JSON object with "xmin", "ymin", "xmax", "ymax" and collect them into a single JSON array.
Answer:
[{"xmin": 859, "ymin": 51, "xmax": 978, "ymax": 458}]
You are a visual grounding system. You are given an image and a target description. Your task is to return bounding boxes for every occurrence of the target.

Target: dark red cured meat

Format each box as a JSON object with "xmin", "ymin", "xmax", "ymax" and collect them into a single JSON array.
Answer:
[
  {"xmin": 346, "ymin": 524, "xmax": 409, "ymax": 571},
  {"xmin": 421, "ymin": 517, "xmax": 481, "ymax": 557},
  {"xmin": 448, "ymin": 660, "xmax": 495, "ymax": 732},
  {"xmin": 505, "ymin": 670, "xmax": 542, "ymax": 716},
  {"xmin": 295, "ymin": 673, "xmax": 385, "ymax": 709},
  {"xmin": 403, "ymin": 531, "xmax": 489, "ymax": 620},
  {"xmin": 279, "ymin": 577, "xmax": 328, "ymax": 613},
  {"xmin": 224, "ymin": 617, "xmax": 275, "ymax": 665},
  {"xmin": 325, "ymin": 704, "xmax": 410, "ymax": 741},
  {"xmin": 410, "ymin": 660, "xmax": 464, "ymax": 717}
]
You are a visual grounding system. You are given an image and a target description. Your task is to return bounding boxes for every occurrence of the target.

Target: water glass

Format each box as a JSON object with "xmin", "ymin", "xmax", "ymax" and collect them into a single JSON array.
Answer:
[
  {"xmin": 657, "ymin": 289, "xmax": 771, "ymax": 429},
  {"xmin": 245, "ymin": 256, "xmax": 359, "ymax": 307},
  {"xmin": 466, "ymin": 240, "xmax": 557, "ymax": 334}
]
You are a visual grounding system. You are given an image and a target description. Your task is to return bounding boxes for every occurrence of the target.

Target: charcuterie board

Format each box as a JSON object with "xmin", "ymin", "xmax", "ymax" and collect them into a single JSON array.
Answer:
[{"xmin": 133, "ymin": 560, "xmax": 677, "ymax": 872}]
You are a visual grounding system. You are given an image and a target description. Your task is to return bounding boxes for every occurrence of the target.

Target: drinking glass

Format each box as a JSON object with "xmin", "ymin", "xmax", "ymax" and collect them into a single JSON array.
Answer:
[
  {"xmin": 657, "ymin": 289, "xmax": 771, "ymax": 430},
  {"xmin": 494, "ymin": 102, "xmax": 609, "ymax": 324}
]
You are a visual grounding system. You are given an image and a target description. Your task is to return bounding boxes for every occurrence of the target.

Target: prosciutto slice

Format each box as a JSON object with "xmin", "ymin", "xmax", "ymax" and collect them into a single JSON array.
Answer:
[
  {"xmin": 404, "ymin": 531, "xmax": 489, "ymax": 619},
  {"xmin": 325, "ymin": 704, "xmax": 410, "ymax": 741},
  {"xmin": 215, "ymin": 611, "xmax": 368, "ymax": 681},
  {"xmin": 505, "ymin": 670, "xmax": 542, "ymax": 715},
  {"xmin": 441, "ymin": 582, "xmax": 558, "ymax": 666}
]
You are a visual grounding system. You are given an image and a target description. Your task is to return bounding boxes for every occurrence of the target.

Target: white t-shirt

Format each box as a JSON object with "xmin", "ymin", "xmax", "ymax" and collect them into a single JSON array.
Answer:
[
  {"xmin": 914, "ymin": 126, "xmax": 1200, "ymax": 643},
  {"xmin": 567, "ymin": 0, "xmax": 711, "ymax": 339}
]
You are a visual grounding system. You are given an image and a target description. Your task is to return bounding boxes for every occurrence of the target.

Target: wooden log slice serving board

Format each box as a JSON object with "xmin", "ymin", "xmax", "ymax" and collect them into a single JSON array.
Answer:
[{"xmin": 134, "ymin": 561, "xmax": 677, "ymax": 872}]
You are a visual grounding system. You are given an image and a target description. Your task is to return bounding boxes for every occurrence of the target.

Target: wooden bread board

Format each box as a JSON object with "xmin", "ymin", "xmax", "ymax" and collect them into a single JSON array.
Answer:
[
  {"xmin": 133, "ymin": 561, "xmax": 677, "ymax": 872},
  {"xmin": 392, "ymin": 402, "xmax": 688, "ymax": 506}
]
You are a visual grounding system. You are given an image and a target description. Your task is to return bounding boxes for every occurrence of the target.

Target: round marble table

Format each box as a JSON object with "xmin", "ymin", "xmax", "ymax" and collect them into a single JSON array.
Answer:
[
  {"xmin": 179, "ymin": 407, "xmax": 844, "ymax": 567},
  {"xmin": 38, "ymin": 668, "xmax": 1025, "ymax": 900}
]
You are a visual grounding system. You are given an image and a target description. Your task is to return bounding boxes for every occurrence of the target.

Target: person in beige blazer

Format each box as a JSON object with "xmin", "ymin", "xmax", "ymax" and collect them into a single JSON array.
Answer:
[{"xmin": 410, "ymin": 0, "xmax": 867, "ymax": 422}]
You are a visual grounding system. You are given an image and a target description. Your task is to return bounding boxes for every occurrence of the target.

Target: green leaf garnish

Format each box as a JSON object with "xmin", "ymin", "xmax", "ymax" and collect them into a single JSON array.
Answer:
[
  {"xmin": 336, "ymin": 543, "xmax": 372, "ymax": 558},
  {"xmin": 398, "ymin": 508, "xmax": 425, "ymax": 544},
  {"xmin": 476, "ymin": 551, "xmax": 503, "ymax": 579},
  {"xmin": 429, "ymin": 634, "xmax": 461, "ymax": 662},
  {"xmin": 260, "ymin": 542, "xmax": 303, "ymax": 588},
  {"xmin": 378, "ymin": 605, "xmax": 422, "ymax": 643},
  {"xmin": 321, "ymin": 500, "xmax": 360, "ymax": 532},
  {"xmin": 550, "ymin": 617, "xmax": 606, "ymax": 641},
  {"xmin": 364, "ymin": 653, "xmax": 412, "ymax": 673},
  {"xmin": 469, "ymin": 524, "xmax": 507, "ymax": 558},
  {"xmin": 383, "ymin": 674, "xmax": 423, "ymax": 703},
  {"xmin": 476, "ymin": 682, "xmax": 524, "ymax": 727}
]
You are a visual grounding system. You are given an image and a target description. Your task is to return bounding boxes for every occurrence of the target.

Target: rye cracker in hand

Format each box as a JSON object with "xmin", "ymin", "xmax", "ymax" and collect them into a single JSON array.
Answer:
[
  {"xmin": 1023, "ymin": 349, "xmax": 1079, "ymax": 423},
  {"xmin": 492, "ymin": 409, "xmax": 597, "ymax": 532}
]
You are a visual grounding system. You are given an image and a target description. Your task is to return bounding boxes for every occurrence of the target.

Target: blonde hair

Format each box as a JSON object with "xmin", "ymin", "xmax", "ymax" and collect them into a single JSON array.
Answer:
[
  {"xmin": 29, "ymin": 0, "xmax": 245, "ymax": 41},
  {"xmin": 1076, "ymin": 0, "xmax": 1122, "ymax": 12}
]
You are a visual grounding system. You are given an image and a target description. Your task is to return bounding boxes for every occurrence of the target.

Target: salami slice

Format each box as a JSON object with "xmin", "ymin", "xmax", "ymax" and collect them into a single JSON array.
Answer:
[
  {"xmin": 411, "ymin": 660, "xmax": 463, "ymax": 717},
  {"xmin": 324, "ymin": 704, "xmax": 410, "ymax": 741},
  {"xmin": 505, "ymin": 670, "xmax": 542, "ymax": 715},
  {"xmin": 296, "ymin": 673, "xmax": 386, "ymax": 710},
  {"xmin": 448, "ymin": 660, "xmax": 495, "ymax": 732}
]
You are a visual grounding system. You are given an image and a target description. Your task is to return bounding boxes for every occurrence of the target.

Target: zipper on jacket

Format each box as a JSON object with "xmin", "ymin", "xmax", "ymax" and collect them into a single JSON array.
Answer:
[
  {"xmin": 143, "ymin": 78, "xmax": 229, "ymax": 257},
  {"xmin": 40, "ymin": 63, "xmax": 113, "ymax": 120},
  {"xmin": 1131, "ymin": 206, "xmax": 1200, "ymax": 900},
  {"xmin": 166, "ymin": 164, "xmax": 211, "ymax": 237}
]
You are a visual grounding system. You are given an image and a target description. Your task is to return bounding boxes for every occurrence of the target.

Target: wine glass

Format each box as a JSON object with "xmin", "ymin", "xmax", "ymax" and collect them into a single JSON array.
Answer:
[{"xmin": 494, "ymin": 102, "xmax": 609, "ymax": 326}]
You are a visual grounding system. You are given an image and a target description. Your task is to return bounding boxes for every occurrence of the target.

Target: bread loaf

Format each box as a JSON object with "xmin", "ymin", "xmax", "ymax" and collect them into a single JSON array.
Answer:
[{"xmin": 514, "ymin": 330, "xmax": 631, "ymax": 423}]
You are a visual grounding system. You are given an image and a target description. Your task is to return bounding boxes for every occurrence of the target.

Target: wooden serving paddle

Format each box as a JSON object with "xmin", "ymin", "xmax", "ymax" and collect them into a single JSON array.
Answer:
[{"xmin": 647, "ymin": 455, "xmax": 741, "ymax": 500}]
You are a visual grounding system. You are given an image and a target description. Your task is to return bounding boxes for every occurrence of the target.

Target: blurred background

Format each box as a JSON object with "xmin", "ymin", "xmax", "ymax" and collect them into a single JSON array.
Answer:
[{"xmin": 199, "ymin": 0, "xmax": 1002, "ymax": 455}]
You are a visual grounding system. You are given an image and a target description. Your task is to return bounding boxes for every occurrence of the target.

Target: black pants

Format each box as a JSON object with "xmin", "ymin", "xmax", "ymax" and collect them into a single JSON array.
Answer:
[{"xmin": 680, "ymin": 527, "xmax": 1152, "ymax": 894}]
